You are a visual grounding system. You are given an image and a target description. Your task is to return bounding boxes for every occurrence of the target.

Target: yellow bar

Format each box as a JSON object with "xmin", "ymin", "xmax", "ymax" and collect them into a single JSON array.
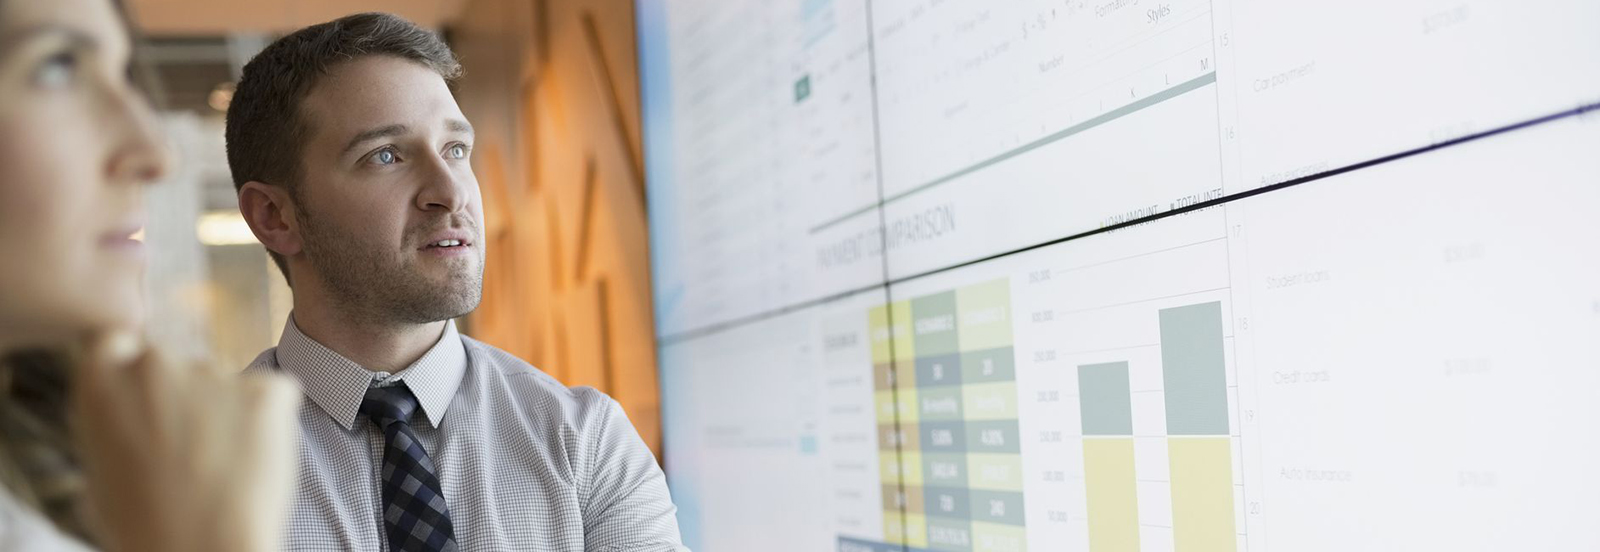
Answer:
[
  {"xmin": 1168, "ymin": 437, "xmax": 1238, "ymax": 552},
  {"xmin": 1082, "ymin": 438, "xmax": 1140, "ymax": 552}
]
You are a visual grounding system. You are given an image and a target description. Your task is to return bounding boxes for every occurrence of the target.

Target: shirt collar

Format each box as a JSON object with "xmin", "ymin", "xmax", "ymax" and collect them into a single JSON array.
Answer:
[{"xmin": 275, "ymin": 315, "xmax": 467, "ymax": 430}]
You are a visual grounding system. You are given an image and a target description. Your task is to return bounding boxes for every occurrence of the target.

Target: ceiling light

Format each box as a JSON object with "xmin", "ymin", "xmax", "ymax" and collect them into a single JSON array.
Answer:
[{"xmin": 195, "ymin": 211, "xmax": 256, "ymax": 246}]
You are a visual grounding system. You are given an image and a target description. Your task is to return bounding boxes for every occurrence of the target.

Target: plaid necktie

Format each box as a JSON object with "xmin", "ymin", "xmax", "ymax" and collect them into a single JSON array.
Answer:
[{"xmin": 361, "ymin": 384, "xmax": 458, "ymax": 552}]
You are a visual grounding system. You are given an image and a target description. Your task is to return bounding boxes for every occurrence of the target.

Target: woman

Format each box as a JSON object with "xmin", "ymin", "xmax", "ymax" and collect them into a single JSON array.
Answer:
[{"xmin": 0, "ymin": 0, "xmax": 302, "ymax": 550}]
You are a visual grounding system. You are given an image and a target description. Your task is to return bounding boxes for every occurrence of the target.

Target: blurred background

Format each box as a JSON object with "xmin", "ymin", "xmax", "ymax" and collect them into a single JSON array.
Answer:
[{"xmin": 125, "ymin": 0, "xmax": 662, "ymax": 451}]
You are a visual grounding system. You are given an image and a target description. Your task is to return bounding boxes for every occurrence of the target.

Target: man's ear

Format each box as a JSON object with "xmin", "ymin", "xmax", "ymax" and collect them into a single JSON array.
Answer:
[{"xmin": 238, "ymin": 181, "xmax": 303, "ymax": 257}]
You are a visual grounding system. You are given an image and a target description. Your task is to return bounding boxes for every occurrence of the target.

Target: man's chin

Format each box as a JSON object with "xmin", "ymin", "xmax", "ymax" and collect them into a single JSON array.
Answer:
[
  {"xmin": 395, "ymin": 286, "xmax": 483, "ymax": 323},
  {"xmin": 430, "ymin": 275, "xmax": 485, "ymax": 313}
]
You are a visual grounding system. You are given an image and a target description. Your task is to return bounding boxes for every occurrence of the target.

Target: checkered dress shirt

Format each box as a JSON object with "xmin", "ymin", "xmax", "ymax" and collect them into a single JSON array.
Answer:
[{"xmin": 247, "ymin": 317, "xmax": 686, "ymax": 551}]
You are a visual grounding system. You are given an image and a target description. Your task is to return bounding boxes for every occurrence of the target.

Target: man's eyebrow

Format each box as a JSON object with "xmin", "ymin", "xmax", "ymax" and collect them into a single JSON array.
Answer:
[
  {"xmin": 446, "ymin": 119, "xmax": 475, "ymax": 136},
  {"xmin": 341, "ymin": 124, "xmax": 408, "ymax": 156}
]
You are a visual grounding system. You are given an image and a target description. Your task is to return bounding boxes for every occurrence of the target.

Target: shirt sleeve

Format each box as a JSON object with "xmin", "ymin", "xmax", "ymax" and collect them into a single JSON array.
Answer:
[
  {"xmin": 576, "ymin": 394, "xmax": 688, "ymax": 552},
  {"xmin": 0, "ymin": 488, "xmax": 94, "ymax": 552}
]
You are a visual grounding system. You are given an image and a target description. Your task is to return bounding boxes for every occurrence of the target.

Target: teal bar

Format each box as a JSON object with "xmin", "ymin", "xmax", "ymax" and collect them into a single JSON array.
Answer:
[
  {"xmin": 1078, "ymin": 362, "xmax": 1134, "ymax": 436},
  {"xmin": 1159, "ymin": 301, "xmax": 1230, "ymax": 435}
]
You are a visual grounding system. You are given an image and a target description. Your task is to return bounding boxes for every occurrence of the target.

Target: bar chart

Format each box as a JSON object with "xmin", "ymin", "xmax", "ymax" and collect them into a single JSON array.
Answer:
[
  {"xmin": 1072, "ymin": 301, "xmax": 1239, "ymax": 552},
  {"xmin": 996, "ymin": 217, "xmax": 1243, "ymax": 551}
]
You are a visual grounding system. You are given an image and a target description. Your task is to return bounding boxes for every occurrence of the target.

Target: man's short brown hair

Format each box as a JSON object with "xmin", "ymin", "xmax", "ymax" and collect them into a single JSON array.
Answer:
[{"xmin": 224, "ymin": 12, "xmax": 462, "ymax": 283}]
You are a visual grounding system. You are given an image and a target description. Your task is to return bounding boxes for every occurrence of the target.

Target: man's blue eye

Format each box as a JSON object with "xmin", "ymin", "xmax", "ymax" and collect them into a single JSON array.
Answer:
[
  {"xmin": 375, "ymin": 150, "xmax": 397, "ymax": 165},
  {"xmin": 448, "ymin": 144, "xmax": 467, "ymax": 159}
]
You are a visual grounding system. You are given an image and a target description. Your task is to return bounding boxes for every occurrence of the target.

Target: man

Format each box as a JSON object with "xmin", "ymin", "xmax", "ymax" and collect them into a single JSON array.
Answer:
[{"xmin": 227, "ymin": 12, "xmax": 684, "ymax": 551}]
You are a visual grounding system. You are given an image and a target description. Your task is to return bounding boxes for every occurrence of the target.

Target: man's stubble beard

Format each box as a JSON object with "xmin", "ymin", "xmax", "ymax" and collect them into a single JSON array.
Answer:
[{"xmin": 297, "ymin": 208, "xmax": 484, "ymax": 325}]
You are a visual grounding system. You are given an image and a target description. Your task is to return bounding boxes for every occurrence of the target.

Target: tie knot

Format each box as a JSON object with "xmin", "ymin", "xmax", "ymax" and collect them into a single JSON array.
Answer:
[{"xmin": 361, "ymin": 385, "xmax": 420, "ymax": 428}]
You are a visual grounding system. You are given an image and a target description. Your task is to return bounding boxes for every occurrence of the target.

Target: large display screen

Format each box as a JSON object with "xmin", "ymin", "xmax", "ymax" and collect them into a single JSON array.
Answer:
[{"xmin": 637, "ymin": 1, "xmax": 1600, "ymax": 550}]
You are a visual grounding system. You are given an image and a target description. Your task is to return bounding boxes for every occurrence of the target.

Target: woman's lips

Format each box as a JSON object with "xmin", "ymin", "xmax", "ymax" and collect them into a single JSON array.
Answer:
[{"xmin": 99, "ymin": 224, "xmax": 146, "ymax": 260}]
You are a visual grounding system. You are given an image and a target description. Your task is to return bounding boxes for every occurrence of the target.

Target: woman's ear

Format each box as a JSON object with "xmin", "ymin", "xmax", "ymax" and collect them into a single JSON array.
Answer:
[{"xmin": 237, "ymin": 182, "xmax": 302, "ymax": 258}]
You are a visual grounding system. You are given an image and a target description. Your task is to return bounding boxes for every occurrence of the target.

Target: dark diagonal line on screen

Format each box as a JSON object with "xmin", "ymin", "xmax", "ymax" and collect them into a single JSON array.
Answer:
[{"xmin": 656, "ymin": 100, "xmax": 1598, "ymax": 347}]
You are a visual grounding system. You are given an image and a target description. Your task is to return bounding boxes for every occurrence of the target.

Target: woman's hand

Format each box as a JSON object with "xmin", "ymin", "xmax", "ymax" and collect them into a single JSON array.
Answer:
[{"xmin": 70, "ymin": 331, "xmax": 302, "ymax": 552}]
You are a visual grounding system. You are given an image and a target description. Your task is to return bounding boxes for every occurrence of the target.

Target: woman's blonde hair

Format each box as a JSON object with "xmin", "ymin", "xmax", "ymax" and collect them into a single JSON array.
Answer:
[{"xmin": 0, "ymin": 350, "xmax": 94, "ymax": 543}]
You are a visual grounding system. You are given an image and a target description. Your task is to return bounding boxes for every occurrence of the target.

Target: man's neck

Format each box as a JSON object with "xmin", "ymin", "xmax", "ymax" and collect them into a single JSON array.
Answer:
[{"xmin": 289, "ymin": 294, "xmax": 448, "ymax": 374}]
